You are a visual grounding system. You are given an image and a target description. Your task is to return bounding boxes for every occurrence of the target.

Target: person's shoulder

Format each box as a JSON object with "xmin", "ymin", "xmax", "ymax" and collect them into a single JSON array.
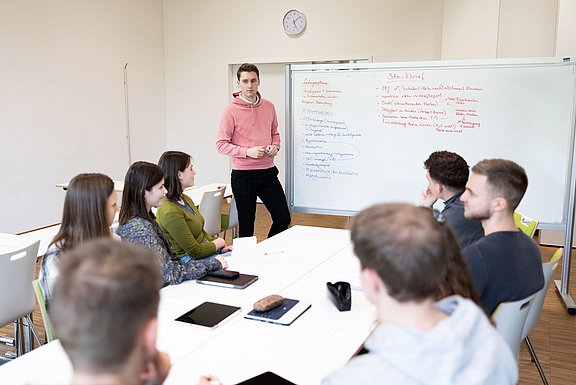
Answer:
[
  {"xmin": 182, "ymin": 194, "xmax": 197, "ymax": 207},
  {"xmin": 44, "ymin": 244, "xmax": 62, "ymax": 258},
  {"xmin": 322, "ymin": 353, "xmax": 383, "ymax": 385},
  {"xmin": 156, "ymin": 198, "xmax": 179, "ymax": 214},
  {"xmin": 118, "ymin": 217, "xmax": 152, "ymax": 234}
]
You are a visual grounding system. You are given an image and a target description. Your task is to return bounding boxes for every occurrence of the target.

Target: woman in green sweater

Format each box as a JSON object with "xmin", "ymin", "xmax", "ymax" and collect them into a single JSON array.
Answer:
[{"xmin": 157, "ymin": 151, "xmax": 231, "ymax": 260}]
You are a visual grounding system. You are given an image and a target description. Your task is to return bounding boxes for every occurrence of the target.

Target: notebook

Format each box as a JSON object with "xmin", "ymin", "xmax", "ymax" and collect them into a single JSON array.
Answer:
[
  {"xmin": 244, "ymin": 298, "xmax": 311, "ymax": 325},
  {"xmin": 196, "ymin": 273, "xmax": 258, "ymax": 289}
]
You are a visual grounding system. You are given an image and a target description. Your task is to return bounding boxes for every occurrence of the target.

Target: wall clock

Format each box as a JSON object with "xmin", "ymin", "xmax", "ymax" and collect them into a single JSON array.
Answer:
[{"xmin": 283, "ymin": 9, "xmax": 306, "ymax": 35}]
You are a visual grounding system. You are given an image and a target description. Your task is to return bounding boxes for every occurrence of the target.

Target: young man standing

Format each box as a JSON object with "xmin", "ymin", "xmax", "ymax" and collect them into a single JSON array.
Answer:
[
  {"xmin": 322, "ymin": 203, "xmax": 517, "ymax": 385},
  {"xmin": 217, "ymin": 63, "xmax": 291, "ymax": 238},
  {"xmin": 420, "ymin": 150, "xmax": 484, "ymax": 247},
  {"xmin": 461, "ymin": 159, "xmax": 544, "ymax": 314},
  {"xmin": 50, "ymin": 240, "xmax": 171, "ymax": 385}
]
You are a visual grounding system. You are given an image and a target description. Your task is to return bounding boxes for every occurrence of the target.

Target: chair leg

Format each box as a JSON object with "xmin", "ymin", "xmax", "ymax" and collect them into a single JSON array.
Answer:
[
  {"xmin": 524, "ymin": 336, "xmax": 549, "ymax": 385},
  {"xmin": 232, "ymin": 227, "xmax": 237, "ymax": 239},
  {"xmin": 24, "ymin": 315, "xmax": 42, "ymax": 347}
]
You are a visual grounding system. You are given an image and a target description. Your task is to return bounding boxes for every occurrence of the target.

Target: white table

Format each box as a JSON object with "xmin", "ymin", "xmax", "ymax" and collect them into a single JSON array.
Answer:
[
  {"xmin": 0, "ymin": 226, "xmax": 375, "ymax": 385},
  {"xmin": 56, "ymin": 181, "xmax": 232, "ymax": 205},
  {"xmin": 0, "ymin": 225, "xmax": 60, "ymax": 257}
]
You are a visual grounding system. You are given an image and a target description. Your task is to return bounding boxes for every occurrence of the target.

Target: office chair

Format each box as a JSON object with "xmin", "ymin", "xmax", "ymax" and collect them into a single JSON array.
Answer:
[
  {"xmin": 0, "ymin": 240, "xmax": 42, "ymax": 357},
  {"xmin": 514, "ymin": 211, "xmax": 538, "ymax": 238},
  {"xmin": 492, "ymin": 292, "xmax": 536, "ymax": 357},
  {"xmin": 520, "ymin": 248, "xmax": 563, "ymax": 385},
  {"xmin": 198, "ymin": 188, "xmax": 225, "ymax": 236},
  {"xmin": 221, "ymin": 195, "xmax": 239, "ymax": 239},
  {"xmin": 32, "ymin": 279, "xmax": 56, "ymax": 343}
]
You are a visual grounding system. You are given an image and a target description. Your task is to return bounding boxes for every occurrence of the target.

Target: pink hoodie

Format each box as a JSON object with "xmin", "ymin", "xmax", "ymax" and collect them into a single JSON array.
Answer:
[{"xmin": 216, "ymin": 92, "xmax": 281, "ymax": 170}]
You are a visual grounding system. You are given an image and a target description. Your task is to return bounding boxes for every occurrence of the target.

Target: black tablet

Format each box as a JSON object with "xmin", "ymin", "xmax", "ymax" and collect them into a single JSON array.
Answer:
[
  {"xmin": 235, "ymin": 371, "xmax": 296, "ymax": 385},
  {"xmin": 175, "ymin": 302, "xmax": 241, "ymax": 328}
]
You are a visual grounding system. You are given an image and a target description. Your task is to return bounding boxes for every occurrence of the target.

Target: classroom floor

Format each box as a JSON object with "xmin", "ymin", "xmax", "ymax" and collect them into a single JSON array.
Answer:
[{"xmin": 2, "ymin": 203, "xmax": 575, "ymax": 384}]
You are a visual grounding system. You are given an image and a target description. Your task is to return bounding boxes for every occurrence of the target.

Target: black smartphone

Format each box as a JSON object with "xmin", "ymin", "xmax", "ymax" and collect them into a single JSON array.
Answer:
[
  {"xmin": 206, "ymin": 269, "xmax": 240, "ymax": 279},
  {"xmin": 235, "ymin": 371, "xmax": 296, "ymax": 385}
]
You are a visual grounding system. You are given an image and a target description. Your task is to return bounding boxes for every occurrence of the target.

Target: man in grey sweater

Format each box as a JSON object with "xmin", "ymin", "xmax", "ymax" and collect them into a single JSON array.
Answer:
[{"xmin": 322, "ymin": 203, "xmax": 517, "ymax": 385}]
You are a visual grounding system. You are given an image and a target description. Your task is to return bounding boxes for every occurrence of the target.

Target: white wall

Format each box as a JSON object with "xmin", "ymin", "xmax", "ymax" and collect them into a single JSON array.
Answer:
[
  {"xmin": 2, "ymin": 0, "xmax": 573, "ymax": 233},
  {"xmin": 441, "ymin": 0, "xmax": 501, "ymax": 59},
  {"xmin": 442, "ymin": 0, "xmax": 562, "ymax": 60},
  {"xmin": 162, "ymin": 0, "xmax": 444, "ymax": 186},
  {"xmin": 556, "ymin": 0, "xmax": 576, "ymax": 56},
  {"xmin": 0, "ymin": 0, "xmax": 166, "ymax": 233}
]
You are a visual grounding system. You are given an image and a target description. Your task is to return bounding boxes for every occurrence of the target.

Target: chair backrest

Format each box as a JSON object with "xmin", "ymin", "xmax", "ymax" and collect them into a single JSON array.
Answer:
[
  {"xmin": 198, "ymin": 188, "xmax": 225, "ymax": 236},
  {"xmin": 0, "ymin": 240, "xmax": 41, "ymax": 327},
  {"xmin": 227, "ymin": 195, "xmax": 239, "ymax": 230},
  {"xmin": 521, "ymin": 248, "xmax": 563, "ymax": 339},
  {"xmin": 492, "ymin": 292, "xmax": 536, "ymax": 356},
  {"xmin": 514, "ymin": 211, "xmax": 539, "ymax": 238},
  {"xmin": 32, "ymin": 279, "xmax": 55, "ymax": 342}
]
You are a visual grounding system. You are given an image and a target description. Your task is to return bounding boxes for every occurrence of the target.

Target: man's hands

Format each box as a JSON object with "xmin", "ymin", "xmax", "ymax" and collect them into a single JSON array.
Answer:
[
  {"xmin": 419, "ymin": 187, "xmax": 438, "ymax": 208},
  {"xmin": 265, "ymin": 144, "xmax": 279, "ymax": 157},
  {"xmin": 247, "ymin": 145, "xmax": 278, "ymax": 158},
  {"xmin": 247, "ymin": 146, "xmax": 266, "ymax": 158}
]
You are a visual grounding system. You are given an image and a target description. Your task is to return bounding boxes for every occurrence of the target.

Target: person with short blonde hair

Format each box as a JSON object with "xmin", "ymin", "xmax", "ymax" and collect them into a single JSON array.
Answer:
[{"xmin": 50, "ymin": 239, "xmax": 171, "ymax": 385}]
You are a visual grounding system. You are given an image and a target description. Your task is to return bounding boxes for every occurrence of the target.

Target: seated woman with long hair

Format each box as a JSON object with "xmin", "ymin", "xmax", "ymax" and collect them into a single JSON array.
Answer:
[
  {"xmin": 157, "ymin": 151, "xmax": 231, "ymax": 261},
  {"xmin": 40, "ymin": 173, "xmax": 117, "ymax": 307},
  {"xmin": 116, "ymin": 161, "xmax": 226, "ymax": 286}
]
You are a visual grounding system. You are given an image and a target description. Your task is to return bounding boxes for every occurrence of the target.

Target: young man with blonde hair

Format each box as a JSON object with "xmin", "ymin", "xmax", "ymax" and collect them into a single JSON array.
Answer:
[{"xmin": 461, "ymin": 159, "xmax": 544, "ymax": 314}]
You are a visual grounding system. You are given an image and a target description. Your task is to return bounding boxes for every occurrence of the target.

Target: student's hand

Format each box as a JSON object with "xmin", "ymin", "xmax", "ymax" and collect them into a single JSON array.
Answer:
[
  {"xmin": 247, "ymin": 146, "xmax": 266, "ymax": 159},
  {"xmin": 215, "ymin": 255, "xmax": 228, "ymax": 269},
  {"xmin": 265, "ymin": 144, "xmax": 278, "ymax": 157},
  {"xmin": 213, "ymin": 237, "xmax": 226, "ymax": 250},
  {"xmin": 141, "ymin": 350, "xmax": 171, "ymax": 385},
  {"xmin": 419, "ymin": 188, "xmax": 437, "ymax": 208},
  {"xmin": 198, "ymin": 375, "xmax": 222, "ymax": 385},
  {"xmin": 221, "ymin": 245, "xmax": 233, "ymax": 253}
]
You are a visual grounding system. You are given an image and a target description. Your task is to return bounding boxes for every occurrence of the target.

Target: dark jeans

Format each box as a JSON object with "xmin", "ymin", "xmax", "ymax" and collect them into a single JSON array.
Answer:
[{"xmin": 231, "ymin": 166, "xmax": 291, "ymax": 238}]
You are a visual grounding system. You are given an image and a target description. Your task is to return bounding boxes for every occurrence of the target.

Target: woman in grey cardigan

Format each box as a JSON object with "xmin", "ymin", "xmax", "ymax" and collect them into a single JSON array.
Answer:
[{"xmin": 116, "ymin": 161, "xmax": 226, "ymax": 286}]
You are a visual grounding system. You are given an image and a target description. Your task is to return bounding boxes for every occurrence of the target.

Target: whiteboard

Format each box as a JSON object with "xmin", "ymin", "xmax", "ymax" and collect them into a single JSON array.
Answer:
[{"xmin": 286, "ymin": 58, "xmax": 576, "ymax": 227}]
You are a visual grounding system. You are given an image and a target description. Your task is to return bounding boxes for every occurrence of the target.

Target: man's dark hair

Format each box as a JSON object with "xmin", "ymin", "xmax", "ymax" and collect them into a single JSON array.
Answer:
[
  {"xmin": 351, "ymin": 203, "xmax": 448, "ymax": 302},
  {"xmin": 472, "ymin": 159, "xmax": 528, "ymax": 211},
  {"xmin": 424, "ymin": 151, "xmax": 470, "ymax": 191},
  {"xmin": 237, "ymin": 63, "xmax": 260, "ymax": 80},
  {"xmin": 50, "ymin": 240, "xmax": 161, "ymax": 373}
]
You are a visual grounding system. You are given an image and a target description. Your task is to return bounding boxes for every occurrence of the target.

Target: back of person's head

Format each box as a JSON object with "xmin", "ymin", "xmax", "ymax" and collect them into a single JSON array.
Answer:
[
  {"xmin": 158, "ymin": 151, "xmax": 191, "ymax": 200},
  {"xmin": 52, "ymin": 173, "xmax": 114, "ymax": 251},
  {"xmin": 424, "ymin": 150, "xmax": 469, "ymax": 191},
  {"xmin": 471, "ymin": 159, "xmax": 528, "ymax": 211},
  {"xmin": 237, "ymin": 63, "xmax": 260, "ymax": 80},
  {"xmin": 351, "ymin": 203, "xmax": 448, "ymax": 302},
  {"xmin": 434, "ymin": 218, "xmax": 481, "ymax": 304},
  {"xmin": 120, "ymin": 161, "xmax": 164, "ymax": 224},
  {"xmin": 50, "ymin": 239, "xmax": 161, "ymax": 373}
]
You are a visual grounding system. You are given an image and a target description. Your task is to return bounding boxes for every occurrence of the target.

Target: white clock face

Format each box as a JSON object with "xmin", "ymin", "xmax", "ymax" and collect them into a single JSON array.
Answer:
[{"xmin": 283, "ymin": 9, "xmax": 306, "ymax": 35}]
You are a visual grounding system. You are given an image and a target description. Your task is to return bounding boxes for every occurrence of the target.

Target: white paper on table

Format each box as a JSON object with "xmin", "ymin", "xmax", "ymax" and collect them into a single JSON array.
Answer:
[{"xmin": 231, "ymin": 236, "xmax": 258, "ymax": 258}]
